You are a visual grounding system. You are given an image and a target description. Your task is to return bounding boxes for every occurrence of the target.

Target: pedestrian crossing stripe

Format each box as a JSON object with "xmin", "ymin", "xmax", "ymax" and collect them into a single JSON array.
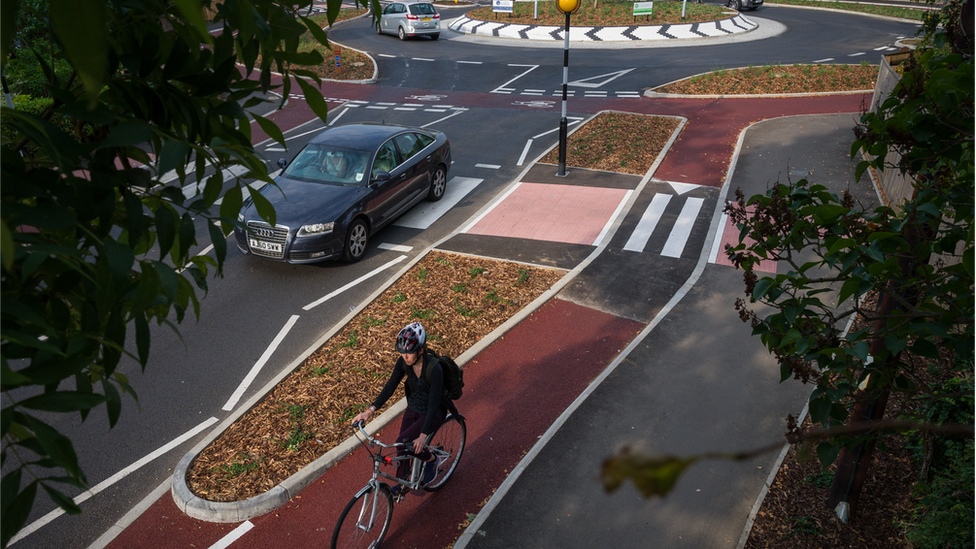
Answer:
[{"xmin": 623, "ymin": 193, "xmax": 705, "ymax": 257}]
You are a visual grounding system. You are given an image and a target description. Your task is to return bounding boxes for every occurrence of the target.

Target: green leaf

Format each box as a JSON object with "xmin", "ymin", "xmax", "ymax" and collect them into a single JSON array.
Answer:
[
  {"xmin": 23, "ymin": 415, "xmax": 83, "ymax": 480},
  {"xmin": 1, "ymin": 478, "xmax": 36, "ymax": 549},
  {"xmin": 41, "ymin": 483, "xmax": 82, "ymax": 515},
  {"xmin": 155, "ymin": 205, "xmax": 176, "ymax": 262},
  {"xmin": 219, "ymin": 185, "xmax": 244, "ymax": 229},
  {"xmin": 159, "ymin": 139, "xmax": 190, "ymax": 177},
  {"xmin": 18, "ymin": 392, "xmax": 107, "ymax": 413},
  {"xmin": 169, "ymin": 0, "xmax": 213, "ymax": 45},
  {"xmin": 963, "ymin": 245, "xmax": 974, "ymax": 279},
  {"xmin": 247, "ymin": 185, "xmax": 277, "ymax": 227},
  {"xmin": 294, "ymin": 77, "xmax": 330, "ymax": 123},
  {"xmin": 252, "ymin": 114, "xmax": 286, "ymax": 149},
  {"xmin": 102, "ymin": 378, "xmax": 122, "ymax": 428},
  {"xmin": 50, "ymin": 0, "xmax": 108, "ymax": 101},
  {"xmin": 100, "ymin": 119, "xmax": 151, "ymax": 149},
  {"xmin": 1, "ymin": 219, "xmax": 13, "ymax": 271},
  {"xmin": 600, "ymin": 448, "xmax": 697, "ymax": 498},
  {"xmin": 0, "ymin": 0, "xmax": 15, "ymax": 67}
]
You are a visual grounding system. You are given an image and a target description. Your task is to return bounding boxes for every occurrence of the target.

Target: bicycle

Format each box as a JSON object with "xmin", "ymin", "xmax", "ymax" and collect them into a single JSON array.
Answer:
[{"xmin": 331, "ymin": 413, "xmax": 467, "ymax": 549}]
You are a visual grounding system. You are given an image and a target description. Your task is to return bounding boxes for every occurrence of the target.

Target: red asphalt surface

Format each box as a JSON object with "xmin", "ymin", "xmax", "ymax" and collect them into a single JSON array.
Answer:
[
  {"xmin": 109, "ymin": 299, "xmax": 644, "ymax": 549},
  {"xmin": 105, "ymin": 75, "xmax": 867, "ymax": 549}
]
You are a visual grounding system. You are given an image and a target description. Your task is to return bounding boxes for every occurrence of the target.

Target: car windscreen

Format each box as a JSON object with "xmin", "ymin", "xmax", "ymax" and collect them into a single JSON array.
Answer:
[
  {"xmin": 281, "ymin": 144, "xmax": 369, "ymax": 185},
  {"xmin": 409, "ymin": 3, "xmax": 436, "ymax": 15}
]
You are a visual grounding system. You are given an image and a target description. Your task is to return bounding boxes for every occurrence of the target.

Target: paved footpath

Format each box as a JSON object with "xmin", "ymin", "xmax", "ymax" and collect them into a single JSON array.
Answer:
[{"xmin": 102, "ymin": 69, "xmax": 872, "ymax": 548}]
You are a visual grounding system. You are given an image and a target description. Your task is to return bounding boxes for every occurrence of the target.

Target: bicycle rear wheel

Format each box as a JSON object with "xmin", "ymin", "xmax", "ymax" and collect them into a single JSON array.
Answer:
[
  {"xmin": 423, "ymin": 414, "xmax": 466, "ymax": 491},
  {"xmin": 331, "ymin": 483, "xmax": 394, "ymax": 549}
]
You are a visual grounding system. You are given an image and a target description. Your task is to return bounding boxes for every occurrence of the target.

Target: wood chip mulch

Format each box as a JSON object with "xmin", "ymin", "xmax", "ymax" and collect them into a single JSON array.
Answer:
[
  {"xmin": 187, "ymin": 251, "xmax": 563, "ymax": 502},
  {"xmin": 540, "ymin": 112, "xmax": 681, "ymax": 175}
]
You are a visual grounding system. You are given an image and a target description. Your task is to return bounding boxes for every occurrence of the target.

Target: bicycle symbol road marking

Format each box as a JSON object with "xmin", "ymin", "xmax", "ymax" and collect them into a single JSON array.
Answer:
[
  {"xmin": 407, "ymin": 94, "xmax": 447, "ymax": 102},
  {"xmin": 513, "ymin": 100, "xmax": 555, "ymax": 108}
]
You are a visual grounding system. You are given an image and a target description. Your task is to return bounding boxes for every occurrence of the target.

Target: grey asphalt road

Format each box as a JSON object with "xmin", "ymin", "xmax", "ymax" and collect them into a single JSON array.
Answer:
[{"xmin": 459, "ymin": 113, "xmax": 879, "ymax": 548}]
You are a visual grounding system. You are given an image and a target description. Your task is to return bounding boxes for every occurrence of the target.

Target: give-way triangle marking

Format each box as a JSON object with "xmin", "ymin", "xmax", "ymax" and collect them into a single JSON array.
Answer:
[{"xmin": 568, "ymin": 68, "xmax": 636, "ymax": 88}]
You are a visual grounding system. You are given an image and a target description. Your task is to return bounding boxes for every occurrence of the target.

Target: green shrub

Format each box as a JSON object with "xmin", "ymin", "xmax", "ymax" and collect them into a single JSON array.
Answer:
[{"xmin": 903, "ymin": 375, "xmax": 975, "ymax": 549}]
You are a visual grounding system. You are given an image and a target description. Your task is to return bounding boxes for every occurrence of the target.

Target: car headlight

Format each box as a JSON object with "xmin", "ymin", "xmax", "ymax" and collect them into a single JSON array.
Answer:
[
  {"xmin": 297, "ymin": 222, "xmax": 334, "ymax": 237},
  {"xmin": 238, "ymin": 212, "xmax": 245, "ymax": 222}
]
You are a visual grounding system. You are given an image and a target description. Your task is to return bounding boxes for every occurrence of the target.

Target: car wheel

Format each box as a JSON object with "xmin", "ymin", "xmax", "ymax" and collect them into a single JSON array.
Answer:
[
  {"xmin": 727, "ymin": 0, "xmax": 740, "ymax": 9},
  {"xmin": 430, "ymin": 33, "xmax": 439, "ymax": 40},
  {"xmin": 376, "ymin": 22, "xmax": 383, "ymax": 34},
  {"xmin": 343, "ymin": 218, "xmax": 369, "ymax": 262},
  {"xmin": 398, "ymin": 26, "xmax": 406, "ymax": 40},
  {"xmin": 427, "ymin": 165, "xmax": 447, "ymax": 202}
]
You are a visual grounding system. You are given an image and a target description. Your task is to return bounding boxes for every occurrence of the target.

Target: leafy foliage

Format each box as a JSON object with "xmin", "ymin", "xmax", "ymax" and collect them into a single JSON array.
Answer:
[{"xmin": 0, "ymin": 0, "xmax": 376, "ymax": 545}]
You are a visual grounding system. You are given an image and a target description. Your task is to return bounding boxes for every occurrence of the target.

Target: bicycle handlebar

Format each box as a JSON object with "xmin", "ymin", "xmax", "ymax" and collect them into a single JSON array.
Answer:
[{"xmin": 351, "ymin": 420, "xmax": 410, "ymax": 452}]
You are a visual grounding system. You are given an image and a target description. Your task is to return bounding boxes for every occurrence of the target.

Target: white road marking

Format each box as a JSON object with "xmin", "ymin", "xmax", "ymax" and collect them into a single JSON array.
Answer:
[
  {"xmin": 394, "ymin": 177, "xmax": 483, "ymax": 229},
  {"xmin": 8, "ymin": 417, "xmax": 220, "ymax": 546},
  {"xmin": 517, "ymin": 139, "xmax": 534, "ymax": 166},
  {"xmin": 593, "ymin": 190, "xmax": 634, "ymax": 246},
  {"xmin": 623, "ymin": 193, "xmax": 671, "ymax": 253},
  {"xmin": 303, "ymin": 255, "xmax": 409, "ymax": 311},
  {"xmin": 848, "ymin": 52, "xmax": 866, "ymax": 57},
  {"xmin": 475, "ymin": 164, "xmax": 501, "ymax": 169},
  {"xmin": 222, "ymin": 315, "xmax": 300, "ymax": 411},
  {"xmin": 421, "ymin": 107, "xmax": 468, "ymax": 128},
  {"xmin": 208, "ymin": 521, "xmax": 255, "ymax": 549},
  {"xmin": 568, "ymin": 68, "xmax": 636, "ymax": 88},
  {"xmin": 813, "ymin": 57, "xmax": 834, "ymax": 63},
  {"xmin": 457, "ymin": 60, "xmax": 482, "ymax": 64},
  {"xmin": 491, "ymin": 64, "xmax": 539, "ymax": 94},
  {"xmin": 661, "ymin": 197, "xmax": 704, "ymax": 258},
  {"xmin": 378, "ymin": 243, "xmax": 413, "ymax": 252}
]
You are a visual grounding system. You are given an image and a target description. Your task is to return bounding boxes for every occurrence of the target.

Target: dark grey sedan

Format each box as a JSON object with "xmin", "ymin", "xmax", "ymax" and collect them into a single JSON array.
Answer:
[{"xmin": 235, "ymin": 123, "xmax": 451, "ymax": 263}]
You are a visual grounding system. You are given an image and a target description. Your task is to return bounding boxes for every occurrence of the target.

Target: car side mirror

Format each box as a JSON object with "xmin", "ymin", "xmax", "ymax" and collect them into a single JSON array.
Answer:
[
  {"xmin": 371, "ymin": 171, "xmax": 391, "ymax": 184},
  {"xmin": 277, "ymin": 158, "xmax": 288, "ymax": 170}
]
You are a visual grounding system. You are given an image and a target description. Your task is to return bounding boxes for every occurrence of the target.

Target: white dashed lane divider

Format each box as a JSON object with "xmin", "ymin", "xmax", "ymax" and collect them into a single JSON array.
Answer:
[{"xmin": 208, "ymin": 521, "xmax": 254, "ymax": 549}]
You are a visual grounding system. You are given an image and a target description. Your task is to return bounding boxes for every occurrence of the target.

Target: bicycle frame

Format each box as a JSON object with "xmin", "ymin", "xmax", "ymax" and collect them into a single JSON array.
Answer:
[{"xmin": 352, "ymin": 421, "xmax": 427, "ymax": 496}]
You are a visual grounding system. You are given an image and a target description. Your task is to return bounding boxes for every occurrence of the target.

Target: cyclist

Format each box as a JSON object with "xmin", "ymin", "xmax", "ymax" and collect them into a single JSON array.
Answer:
[{"xmin": 351, "ymin": 322, "xmax": 445, "ymax": 491}]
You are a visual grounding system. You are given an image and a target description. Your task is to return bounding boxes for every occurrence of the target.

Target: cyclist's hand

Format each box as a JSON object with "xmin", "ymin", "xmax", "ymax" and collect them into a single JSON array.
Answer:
[
  {"xmin": 412, "ymin": 433, "xmax": 428, "ymax": 454},
  {"xmin": 351, "ymin": 408, "xmax": 372, "ymax": 425}
]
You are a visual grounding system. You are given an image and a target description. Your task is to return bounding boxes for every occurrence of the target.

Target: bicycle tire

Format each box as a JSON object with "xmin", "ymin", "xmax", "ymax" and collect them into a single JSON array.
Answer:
[
  {"xmin": 331, "ymin": 483, "xmax": 394, "ymax": 549},
  {"xmin": 423, "ymin": 414, "xmax": 466, "ymax": 492}
]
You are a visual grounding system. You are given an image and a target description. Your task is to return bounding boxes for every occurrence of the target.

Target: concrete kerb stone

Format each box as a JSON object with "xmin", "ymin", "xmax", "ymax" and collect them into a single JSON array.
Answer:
[
  {"xmin": 170, "ymin": 108, "xmax": 686, "ymax": 524},
  {"xmin": 448, "ymin": 12, "xmax": 758, "ymax": 41}
]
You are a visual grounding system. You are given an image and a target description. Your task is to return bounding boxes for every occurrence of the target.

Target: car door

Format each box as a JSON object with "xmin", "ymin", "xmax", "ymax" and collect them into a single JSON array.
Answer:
[
  {"xmin": 368, "ymin": 138, "xmax": 411, "ymax": 227},
  {"xmin": 382, "ymin": 3, "xmax": 403, "ymax": 34},
  {"xmin": 392, "ymin": 132, "xmax": 433, "ymax": 206}
]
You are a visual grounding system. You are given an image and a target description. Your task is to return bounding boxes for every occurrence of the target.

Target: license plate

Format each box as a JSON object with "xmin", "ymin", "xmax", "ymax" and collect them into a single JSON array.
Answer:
[
  {"xmin": 249, "ymin": 239, "xmax": 282, "ymax": 253},
  {"xmin": 421, "ymin": 17, "xmax": 431, "ymax": 21}
]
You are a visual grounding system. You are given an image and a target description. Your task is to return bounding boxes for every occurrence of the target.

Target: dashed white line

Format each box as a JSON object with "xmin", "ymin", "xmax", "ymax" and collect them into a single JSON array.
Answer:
[
  {"xmin": 222, "ymin": 315, "xmax": 300, "ymax": 411},
  {"xmin": 848, "ymin": 52, "xmax": 866, "ymax": 57},
  {"xmin": 412, "ymin": 57, "xmax": 435, "ymax": 62},
  {"xmin": 208, "ymin": 521, "xmax": 255, "ymax": 549},
  {"xmin": 476, "ymin": 164, "xmax": 501, "ymax": 169},
  {"xmin": 813, "ymin": 58, "xmax": 835, "ymax": 63},
  {"xmin": 378, "ymin": 243, "xmax": 413, "ymax": 252},
  {"xmin": 457, "ymin": 60, "xmax": 482, "ymax": 64}
]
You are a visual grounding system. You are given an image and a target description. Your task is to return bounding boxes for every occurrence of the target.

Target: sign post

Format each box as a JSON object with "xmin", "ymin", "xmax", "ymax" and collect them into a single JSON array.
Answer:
[{"xmin": 556, "ymin": 0, "xmax": 580, "ymax": 177}]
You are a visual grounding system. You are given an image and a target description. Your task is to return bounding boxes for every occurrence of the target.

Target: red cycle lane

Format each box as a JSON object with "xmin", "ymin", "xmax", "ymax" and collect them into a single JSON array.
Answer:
[{"xmin": 108, "ymin": 298, "xmax": 644, "ymax": 549}]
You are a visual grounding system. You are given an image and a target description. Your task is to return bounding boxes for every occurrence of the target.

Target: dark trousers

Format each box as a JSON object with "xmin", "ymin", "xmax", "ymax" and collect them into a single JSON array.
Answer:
[{"xmin": 396, "ymin": 407, "xmax": 444, "ymax": 480}]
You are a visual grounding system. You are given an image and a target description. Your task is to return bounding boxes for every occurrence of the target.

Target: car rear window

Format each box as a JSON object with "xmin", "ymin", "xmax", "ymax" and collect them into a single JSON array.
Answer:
[{"xmin": 409, "ymin": 3, "xmax": 436, "ymax": 15}]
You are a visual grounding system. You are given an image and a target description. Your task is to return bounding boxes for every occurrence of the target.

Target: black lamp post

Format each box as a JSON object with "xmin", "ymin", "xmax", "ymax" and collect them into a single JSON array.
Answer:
[{"xmin": 555, "ymin": 0, "xmax": 580, "ymax": 177}]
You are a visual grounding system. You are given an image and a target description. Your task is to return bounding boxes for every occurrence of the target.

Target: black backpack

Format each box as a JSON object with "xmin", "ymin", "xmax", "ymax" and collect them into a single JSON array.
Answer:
[{"xmin": 403, "ymin": 349, "xmax": 464, "ymax": 401}]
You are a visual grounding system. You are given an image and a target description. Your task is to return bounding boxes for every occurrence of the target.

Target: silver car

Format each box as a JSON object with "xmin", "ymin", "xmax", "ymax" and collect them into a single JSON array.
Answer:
[{"xmin": 375, "ymin": 1, "xmax": 441, "ymax": 40}]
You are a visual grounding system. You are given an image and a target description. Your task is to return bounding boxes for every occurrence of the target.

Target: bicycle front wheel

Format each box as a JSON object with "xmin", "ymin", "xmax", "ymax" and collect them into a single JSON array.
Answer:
[
  {"xmin": 423, "ymin": 414, "xmax": 466, "ymax": 491},
  {"xmin": 331, "ymin": 483, "xmax": 394, "ymax": 549}
]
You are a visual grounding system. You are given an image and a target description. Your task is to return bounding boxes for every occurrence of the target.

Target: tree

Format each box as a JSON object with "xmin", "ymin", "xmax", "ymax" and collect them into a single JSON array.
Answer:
[
  {"xmin": 601, "ymin": 0, "xmax": 973, "ymax": 530},
  {"xmin": 0, "ymin": 0, "xmax": 371, "ymax": 545}
]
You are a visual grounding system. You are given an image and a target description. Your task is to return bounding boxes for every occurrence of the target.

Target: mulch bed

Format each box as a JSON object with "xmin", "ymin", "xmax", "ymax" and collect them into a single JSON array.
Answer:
[
  {"xmin": 187, "ymin": 251, "xmax": 564, "ymax": 502},
  {"xmin": 656, "ymin": 64, "xmax": 878, "ymax": 95},
  {"xmin": 540, "ymin": 112, "xmax": 681, "ymax": 175}
]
